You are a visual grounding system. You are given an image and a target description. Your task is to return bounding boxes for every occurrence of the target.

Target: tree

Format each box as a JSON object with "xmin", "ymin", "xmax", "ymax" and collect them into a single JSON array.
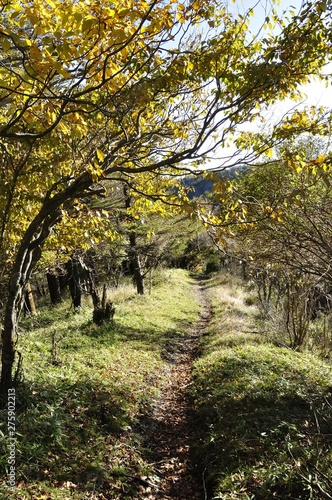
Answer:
[
  {"xmin": 46, "ymin": 269, "xmax": 62, "ymax": 305},
  {"xmin": 210, "ymin": 133, "xmax": 332, "ymax": 347},
  {"xmin": 0, "ymin": 0, "xmax": 331, "ymax": 396}
]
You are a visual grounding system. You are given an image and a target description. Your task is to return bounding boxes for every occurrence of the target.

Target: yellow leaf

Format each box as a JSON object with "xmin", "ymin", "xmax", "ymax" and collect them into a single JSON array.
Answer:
[
  {"xmin": 118, "ymin": 8, "xmax": 130, "ymax": 17},
  {"xmin": 45, "ymin": 0, "xmax": 56, "ymax": 8},
  {"xmin": 96, "ymin": 149, "xmax": 104, "ymax": 162},
  {"xmin": 176, "ymin": 12, "xmax": 185, "ymax": 23},
  {"xmin": 187, "ymin": 61, "xmax": 194, "ymax": 71},
  {"xmin": 10, "ymin": 6, "xmax": 23, "ymax": 19},
  {"xmin": 82, "ymin": 15, "xmax": 95, "ymax": 32},
  {"xmin": 26, "ymin": 8, "xmax": 39, "ymax": 25},
  {"xmin": 51, "ymin": 61, "xmax": 71, "ymax": 78},
  {"xmin": 1, "ymin": 38, "xmax": 11, "ymax": 51},
  {"xmin": 30, "ymin": 45, "xmax": 43, "ymax": 61}
]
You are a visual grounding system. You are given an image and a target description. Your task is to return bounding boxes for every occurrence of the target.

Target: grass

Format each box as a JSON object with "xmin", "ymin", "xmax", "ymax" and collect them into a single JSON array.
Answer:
[
  {"xmin": 191, "ymin": 273, "xmax": 332, "ymax": 499},
  {"xmin": 0, "ymin": 268, "xmax": 200, "ymax": 499},
  {"xmin": 2, "ymin": 268, "xmax": 332, "ymax": 499}
]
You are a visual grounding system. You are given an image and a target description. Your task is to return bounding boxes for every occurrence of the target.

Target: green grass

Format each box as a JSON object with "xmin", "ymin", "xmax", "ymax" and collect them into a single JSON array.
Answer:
[
  {"xmin": 0, "ymin": 268, "xmax": 200, "ymax": 499},
  {"xmin": 191, "ymin": 273, "xmax": 332, "ymax": 499},
  {"xmin": 2, "ymin": 268, "xmax": 332, "ymax": 499}
]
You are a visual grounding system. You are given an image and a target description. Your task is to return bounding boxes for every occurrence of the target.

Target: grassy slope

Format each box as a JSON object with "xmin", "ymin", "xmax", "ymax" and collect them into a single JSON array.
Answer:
[
  {"xmin": 191, "ymin": 273, "xmax": 332, "ymax": 499},
  {"xmin": 0, "ymin": 269, "xmax": 200, "ymax": 499}
]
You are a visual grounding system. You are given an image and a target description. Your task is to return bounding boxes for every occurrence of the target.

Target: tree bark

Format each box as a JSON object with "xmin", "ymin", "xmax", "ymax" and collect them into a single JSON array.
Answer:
[
  {"xmin": 1, "ymin": 240, "xmax": 43, "ymax": 396},
  {"xmin": 92, "ymin": 284, "xmax": 115, "ymax": 325},
  {"xmin": 123, "ymin": 184, "xmax": 145, "ymax": 295},
  {"xmin": 66, "ymin": 258, "xmax": 83, "ymax": 309},
  {"xmin": 0, "ymin": 204, "xmax": 63, "ymax": 398},
  {"xmin": 88, "ymin": 266, "xmax": 101, "ymax": 309},
  {"xmin": 46, "ymin": 270, "xmax": 62, "ymax": 304},
  {"xmin": 129, "ymin": 232, "xmax": 145, "ymax": 295},
  {"xmin": 24, "ymin": 282, "xmax": 37, "ymax": 315},
  {"xmin": 58, "ymin": 268, "xmax": 68, "ymax": 294}
]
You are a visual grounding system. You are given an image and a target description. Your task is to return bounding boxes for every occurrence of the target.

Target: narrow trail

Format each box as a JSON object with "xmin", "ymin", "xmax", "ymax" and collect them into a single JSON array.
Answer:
[{"xmin": 136, "ymin": 278, "xmax": 213, "ymax": 500}]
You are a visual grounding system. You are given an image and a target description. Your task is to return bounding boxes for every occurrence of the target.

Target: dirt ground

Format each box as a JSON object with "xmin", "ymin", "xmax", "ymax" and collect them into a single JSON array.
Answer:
[{"xmin": 136, "ymin": 279, "xmax": 213, "ymax": 500}]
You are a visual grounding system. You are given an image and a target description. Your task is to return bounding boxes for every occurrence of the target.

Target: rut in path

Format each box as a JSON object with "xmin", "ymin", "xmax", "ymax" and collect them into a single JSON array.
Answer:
[{"xmin": 136, "ymin": 279, "xmax": 213, "ymax": 500}]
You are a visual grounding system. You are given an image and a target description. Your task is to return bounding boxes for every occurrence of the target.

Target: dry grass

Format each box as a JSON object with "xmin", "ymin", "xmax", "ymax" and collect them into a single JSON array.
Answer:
[{"xmin": 201, "ymin": 273, "xmax": 264, "ymax": 353}]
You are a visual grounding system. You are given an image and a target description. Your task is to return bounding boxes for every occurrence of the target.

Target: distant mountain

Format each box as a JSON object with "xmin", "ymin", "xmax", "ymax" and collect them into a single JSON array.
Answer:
[
  {"xmin": 182, "ymin": 165, "xmax": 248, "ymax": 199},
  {"xmin": 182, "ymin": 176, "xmax": 214, "ymax": 199}
]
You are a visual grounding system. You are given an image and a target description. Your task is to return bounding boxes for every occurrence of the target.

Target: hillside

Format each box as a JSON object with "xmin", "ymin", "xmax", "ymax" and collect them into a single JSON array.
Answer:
[
  {"xmin": 182, "ymin": 166, "xmax": 248, "ymax": 199},
  {"xmin": 0, "ymin": 2, "xmax": 331, "ymax": 498}
]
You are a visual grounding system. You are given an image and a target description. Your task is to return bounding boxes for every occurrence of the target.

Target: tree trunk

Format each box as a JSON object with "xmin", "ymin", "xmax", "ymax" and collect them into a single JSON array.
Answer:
[
  {"xmin": 46, "ymin": 270, "xmax": 62, "ymax": 304},
  {"xmin": 1, "ymin": 276, "xmax": 21, "ymax": 397},
  {"xmin": 0, "ymin": 206, "xmax": 62, "ymax": 399},
  {"xmin": 88, "ymin": 266, "xmax": 101, "ymax": 309},
  {"xmin": 1, "ymin": 244, "xmax": 42, "ymax": 397},
  {"xmin": 0, "ymin": 171, "xmax": 96, "ymax": 400},
  {"xmin": 24, "ymin": 281, "xmax": 37, "ymax": 315},
  {"xmin": 58, "ymin": 268, "xmax": 68, "ymax": 294},
  {"xmin": 129, "ymin": 231, "xmax": 145, "ymax": 295},
  {"xmin": 92, "ymin": 283, "xmax": 115, "ymax": 325},
  {"xmin": 123, "ymin": 184, "xmax": 145, "ymax": 295},
  {"xmin": 66, "ymin": 258, "xmax": 83, "ymax": 309}
]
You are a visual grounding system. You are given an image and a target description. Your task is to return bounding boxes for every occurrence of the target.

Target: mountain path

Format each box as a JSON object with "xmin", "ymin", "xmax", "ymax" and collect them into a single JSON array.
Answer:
[{"xmin": 135, "ymin": 278, "xmax": 213, "ymax": 499}]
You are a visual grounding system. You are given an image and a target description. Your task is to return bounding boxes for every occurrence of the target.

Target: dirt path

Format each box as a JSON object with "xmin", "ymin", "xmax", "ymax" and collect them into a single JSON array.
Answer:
[{"xmin": 136, "ymin": 278, "xmax": 213, "ymax": 500}]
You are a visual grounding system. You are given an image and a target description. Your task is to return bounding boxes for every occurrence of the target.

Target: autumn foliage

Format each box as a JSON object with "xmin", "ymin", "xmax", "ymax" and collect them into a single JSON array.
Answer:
[{"xmin": 0, "ymin": 0, "xmax": 331, "ymax": 392}]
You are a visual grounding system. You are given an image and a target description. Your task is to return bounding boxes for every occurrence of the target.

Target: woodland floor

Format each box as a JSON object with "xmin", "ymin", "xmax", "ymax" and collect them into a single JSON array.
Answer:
[{"xmin": 134, "ymin": 278, "xmax": 213, "ymax": 500}]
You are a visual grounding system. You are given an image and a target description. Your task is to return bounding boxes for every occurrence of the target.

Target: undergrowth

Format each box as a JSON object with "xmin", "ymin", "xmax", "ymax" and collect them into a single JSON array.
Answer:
[
  {"xmin": 0, "ymin": 268, "xmax": 200, "ymax": 499},
  {"xmin": 191, "ymin": 273, "xmax": 332, "ymax": 499}
]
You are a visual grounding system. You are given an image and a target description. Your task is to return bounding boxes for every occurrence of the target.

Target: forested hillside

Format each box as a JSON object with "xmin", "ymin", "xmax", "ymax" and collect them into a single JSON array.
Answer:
[{"xmin": 0, "ymin": 0, "xmax": 331, "ymax": 498}]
